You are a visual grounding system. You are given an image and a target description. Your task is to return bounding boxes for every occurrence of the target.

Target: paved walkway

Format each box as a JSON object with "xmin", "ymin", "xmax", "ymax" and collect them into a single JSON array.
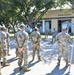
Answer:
[{"xmin": 1, "ymin": 38, "xmax": 74, "ymax": 75}]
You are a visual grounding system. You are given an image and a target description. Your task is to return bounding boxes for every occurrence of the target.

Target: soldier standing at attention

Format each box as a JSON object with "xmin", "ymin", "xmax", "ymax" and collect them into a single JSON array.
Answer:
[
  {"xmin": 56, "ymin": 26, "xmax": 71, "ymax": 66},
  {"xmin": 14, "ymin": 28, "xmax": 21, "ymax": 57},
  {"xmin": 0, "ymin": 26, "xmax": 10, "ymax": 67},
  {"xmin": 3, "ymin": 27, "xmax": 10, "ymax": 56},
  {"xmin": 45, "ymin": 28, "xmax": 48, "ymax": 38},
  {"xmin": 30, "ymin": 27, "xmax": 41, "ymax": 61},
  {"xmin": 14, "ymin": 24, "xmax": 31, "ymax": 72},
  {"xmin": 0, "ymin": 25, "xmax": 3, "ymax": 75}
]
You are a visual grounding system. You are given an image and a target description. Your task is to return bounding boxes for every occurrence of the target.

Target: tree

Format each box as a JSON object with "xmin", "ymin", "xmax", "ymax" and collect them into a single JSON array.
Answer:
[
  {"xmin": 57, "ymin": 0, "xmax": 74, "ymax": 10},
  {"xmin": 15, "ymin": 0, "xmax": 56, "ymax": 27},
  {"xmin": 0, "ymin": 0, "xmax": 57, "ymax": 31}
]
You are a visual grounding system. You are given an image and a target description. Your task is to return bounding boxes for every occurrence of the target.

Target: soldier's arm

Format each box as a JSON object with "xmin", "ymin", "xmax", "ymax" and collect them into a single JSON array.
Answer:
[
  {"xmin": 14, "ymin": 34, "xmax": 18, "ymax": 47},
  {"xmin": 37, "ymin": 33, "xmax": 41, "ymax": 43},
  {"xmin": 67, "ymin": 34, "xmax": 72, "ymax": 42},
  {"xmin": 23, "ymin": 32, "xmax": 29, "ymax": 47},
  {"xmin": 55, "ymin": 33, "xmax": 61, "ymax": 43}
]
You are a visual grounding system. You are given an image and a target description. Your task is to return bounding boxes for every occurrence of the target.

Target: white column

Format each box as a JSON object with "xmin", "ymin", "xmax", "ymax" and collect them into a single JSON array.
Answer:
[
  {"xmin": 71, "ymin": 18, "xmax": 74, "ymax": 33},
  {"xmin": 51, "ymin": 19, "xmax": 58, "ymax": 32},
  {"xmin": 42, "ymin": 20, "xmax": 45, "ymax": 33}
]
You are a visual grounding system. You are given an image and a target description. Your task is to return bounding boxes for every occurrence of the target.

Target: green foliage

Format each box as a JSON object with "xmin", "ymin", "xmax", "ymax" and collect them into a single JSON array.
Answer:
[{"xmin": 0, "ymin": 0, "xmax": 57, "ymax": 30}]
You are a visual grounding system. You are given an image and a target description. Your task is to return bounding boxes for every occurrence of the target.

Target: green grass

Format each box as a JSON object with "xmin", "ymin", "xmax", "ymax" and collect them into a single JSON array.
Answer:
[
  {"xmin": 9, "ymin": 33, "xmax": 14, "ymax": 37},
  {"xmin": 70, "ymin": 36, "xmax": 74, "ymax": 39},
  {"xmin": 9, "ymin": 33, "xmax": 74, "ymax": 39}
]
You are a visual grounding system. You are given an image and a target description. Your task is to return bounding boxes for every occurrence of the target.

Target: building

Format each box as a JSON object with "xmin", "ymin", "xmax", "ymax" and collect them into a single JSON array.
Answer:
[{"xmin": 36, "ymin": 9, "xmax": 74, "ymax": 34}]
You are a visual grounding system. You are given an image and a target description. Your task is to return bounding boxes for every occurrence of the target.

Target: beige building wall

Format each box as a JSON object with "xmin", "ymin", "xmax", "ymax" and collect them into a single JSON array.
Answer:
[
  {"xmin": 51, "ymin": 19, "xmax": 58, "ymax": 32},
  {"xmin": 43, "ymin": 9, "xmax": 74, "ymax": 18},
  {"xmin": 41, "ymin": 9, "xmax": 74, "ymax": 33}
]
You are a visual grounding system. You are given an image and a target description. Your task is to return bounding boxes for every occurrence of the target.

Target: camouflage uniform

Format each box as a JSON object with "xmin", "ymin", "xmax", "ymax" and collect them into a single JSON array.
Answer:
[
  {"xmin": 6, "ymin": 31, "xmax": 10, "ymax": 56},
  {"xmin": 30, "ymin": 28, "xmax": 41, "ymax": 61},
  {"xmin": 56, "ymin": 29, "xmax": 71, "ymax": 66},
  {"xmin": 0, "ymin": 26, "xmax": 2, "ymax": 75},
  {"xmin": 14, "ymin": 28, "xmax": 21, "ymax": 57},
  {"xmin": 45, "ymin": 29, "xmax": 48, "ymax": 38},
  {"xmin": 14, "ymin": 24, "xmax": 30, "ymax": 72},
  {"xmin": 0, "ymin": 27, "xmax": 9, "ymax": 67}
]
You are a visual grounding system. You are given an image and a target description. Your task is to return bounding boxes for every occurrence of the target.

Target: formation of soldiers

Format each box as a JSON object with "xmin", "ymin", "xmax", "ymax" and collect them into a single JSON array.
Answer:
[
  {"xmin": 0, "ymin": 23, "xmax": 73, "ymax": 74},
  {"xmin": 0, "ymin": 25, "xmax": 10, "ymax": 75}
]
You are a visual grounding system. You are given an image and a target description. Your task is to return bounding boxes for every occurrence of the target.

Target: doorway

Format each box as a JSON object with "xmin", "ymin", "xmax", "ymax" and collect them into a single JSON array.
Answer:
[{"xmin": 58, "ymin": 19, "xmax": 71, "ymax": 33}]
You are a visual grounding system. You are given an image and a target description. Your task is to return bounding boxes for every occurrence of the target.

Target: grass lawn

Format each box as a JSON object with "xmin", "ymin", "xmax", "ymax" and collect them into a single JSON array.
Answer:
[
  {"xmin": 9, "ymin": 33, "xmax": 14, "ymax": 37},
  {"xmin": 9, "ymin": 33, "xmax": 74, "ymax": 39}
]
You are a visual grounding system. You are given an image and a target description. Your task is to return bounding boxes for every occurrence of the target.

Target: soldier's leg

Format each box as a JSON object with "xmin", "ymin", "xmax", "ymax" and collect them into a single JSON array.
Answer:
[
  {"xmin": 3, "ymin": 50, "xmax": 9, "ymax": 66},
  {"xmin": 7, "ymin": 45, "xmax": 10, "ymax": 56},
  {"xmin": 57, "ymin": 48, "xmax": 63, "ymax": 65},
  {"xmin": 0, "ymin": 60, "xmax": 1, "ymax": 75},
  {"xmin": 32, "ymin": 46, "xmax": 36, "ymax": 61},
  {"xmin": 18, "ymin": 52, "xmax": 23, "ymax": 71},
  {"xmin": 37, "ymin": 44, "xmax": 41, "ymax": 61},
  {"xmin": 64, "ymin": 47, "xmax": 70, "ymax": 66},
  {"xmin": 15, "ymin": 48, "xmax": 18, "ymax": 57},
  {"xmin": 23, "ymin": 47, "xmax": 31, "ymax": 72}
]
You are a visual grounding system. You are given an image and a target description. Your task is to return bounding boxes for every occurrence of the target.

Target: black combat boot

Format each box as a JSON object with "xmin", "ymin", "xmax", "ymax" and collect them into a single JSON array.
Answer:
[
  {"xmin": 38, "ymin": 56, "xmax": 41, "ymax": 61},
  {"xmin": 57, "ymin": 59, "xmax": 60, "ymax": 65}
]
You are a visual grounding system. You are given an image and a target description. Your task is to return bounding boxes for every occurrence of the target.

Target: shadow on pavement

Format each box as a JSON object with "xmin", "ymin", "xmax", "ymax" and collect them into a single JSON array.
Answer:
[
  {"xmin": 10, "ymin": 67, "xmax": 25, "ymax": 75},
  {"xmin": 46, "ymin": 65, "xmax": 69, "ymax": 75},
  {"xmin": 8, "ymin": 57, "xmax": 17, "ymax": 63},
  {"xmin": 28, "ymin": 60, "xmax": 39, "ymax": 68}
]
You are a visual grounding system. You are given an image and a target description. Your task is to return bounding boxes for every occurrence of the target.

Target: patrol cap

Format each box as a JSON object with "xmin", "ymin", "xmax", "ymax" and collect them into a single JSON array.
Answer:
[
  {"xmin": 34, "ymin": 27, "xmax": 39, "ymax": 31},
  {"xmin": 62, "ymin": 25, "xmax": 67, "ymax": 30},
  {"xmin": 35, "ymin": 27, "xmax": 38, "ymax": 29},
  {"xmin": 20, "ymin": 24, "xmax": 26, "ymax": 28},
  {"xmin": 17, "ymin": 28, "xmax": 21, "ymax": 31},
  {"xmin": 0, "ymin": 25, "xmax": 3, "ymax": 28},
  {"xmin": 3, "ymin": 27, "xmax": 7, "ymax": 30}
]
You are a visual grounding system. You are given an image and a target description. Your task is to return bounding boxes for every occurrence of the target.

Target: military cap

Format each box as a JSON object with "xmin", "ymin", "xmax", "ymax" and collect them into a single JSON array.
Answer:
[
  {"xmin": 20, "ymin": 24, "xmax": 26, "ymax": 28},
  {"xmin": 4, "ymin": 27, "xmax": 7, "ymax": 29},
  {"xmin": 17, "ymin": 28, "xmax": 21, "ymax": 31},
  {"xmin": 34, "ymin": 27, "xmax": 39, "ymax": 31},
  {"xmin": 0, "ymin": 25, "xmax": 3, "ymax": 28}
]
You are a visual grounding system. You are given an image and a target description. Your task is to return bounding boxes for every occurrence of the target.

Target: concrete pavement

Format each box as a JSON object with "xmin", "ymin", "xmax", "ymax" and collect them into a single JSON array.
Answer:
[{"xmin": 1, "ymin": 38, "xmax": 74, "ymax": 75}]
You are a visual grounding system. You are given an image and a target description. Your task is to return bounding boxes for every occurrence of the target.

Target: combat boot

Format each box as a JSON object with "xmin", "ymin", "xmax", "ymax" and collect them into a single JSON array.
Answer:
[
  {"xmin": 3, "ymin": 62, "xmax": 10, "ymax": 67},
  {"xmin": 38, "ymin": 56, "xmax": 41, "ymax": 61},
  {"xmin": 19, "ymin": 66, "xmax": 22, "ymax": 71},
  {"xmin": 7, "ymin": 54, "xmax": 11, "ymax": 56},
  {"xmin": 66, "ymin": 62, "xmax": 70, "ymax": 67},
  {"xmin": 24, "ymin": 67, "xmax": 31, "ymax": 72},
  {"xmin": 57, "ymin": 59, "xmax": 60, "ymax": 65},
  {"xmin": 32, "ymin": 56, "xmax": 34, "ymax": 61}
]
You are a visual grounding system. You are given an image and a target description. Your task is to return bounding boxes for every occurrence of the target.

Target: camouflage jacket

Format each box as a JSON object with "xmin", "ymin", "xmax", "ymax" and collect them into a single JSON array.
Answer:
[
  {"xmin": 56, "ymin": 32, "xmax": 70, "ymax": 46},
  {"xmin": 30, "ymin": 31, "xmax": 41, "ymax": 44},
  {"xmin": 0, "ymin": 30, "xmax": 7, "ymax": 50},
  {"xmin": 14, "ymin": 30, "xmax": 29, "ymax": 48}
]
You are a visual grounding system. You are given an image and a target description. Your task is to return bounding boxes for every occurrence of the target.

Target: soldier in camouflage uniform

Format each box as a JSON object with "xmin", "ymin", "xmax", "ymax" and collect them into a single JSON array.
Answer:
[
  {"xmin": 45, "ymin": 28, "xmax": 48, "ymax": 38},
  {"xmin": 14, "ymin": 28, "xmax": 21, "ymax": 57},
  {"xmin": 56, "ymin": 27, "xmax": 71, "ymax": 66},
  {"xmin": 14, "ymin": 24, "xmax": 31, "ymax": 72},
  {"xmin": 52, "ymin": 28, "xmax": 57, "ymax": 43},
  {"xmin": 0, "ymin": 26, "xmax": 9, "ymax": 67},
  {"xmin": 0, "ymin": 25, "xmax": 3, "ymax": 75},
  {"xmin": 3, "ymin": 27, "xmax": 10, "ymax": 56},
  {"xmin": 30, "ymin": 27, "xmax": 41, "ymax": 61}
]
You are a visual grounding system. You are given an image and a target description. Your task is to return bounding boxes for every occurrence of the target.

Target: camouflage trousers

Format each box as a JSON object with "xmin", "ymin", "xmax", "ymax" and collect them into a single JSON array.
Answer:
[
  {"xmin": 58, "ymin": 45, "xmax": 69, "ymax": 63},
  {"xmin": 15, "ymin": 47, "xmax": 18, "ymax": 57},
  {"xmin": 7, "ymin": 45, "xmax": 10, "ymax": 55},
  {"xmin": 0, "ymin": 46, "xmax": 7, "ymax": 63},
  {"xmin": 32, "ymin": 43, "xmax": 40, "ymax": 58},
  {"xmin": 18, "ymin": 45, "xmax": 28, "ymax": 68},
  {"xmin": 0, "ymin": 60, "xmax": 1, "ymax": 75}
]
